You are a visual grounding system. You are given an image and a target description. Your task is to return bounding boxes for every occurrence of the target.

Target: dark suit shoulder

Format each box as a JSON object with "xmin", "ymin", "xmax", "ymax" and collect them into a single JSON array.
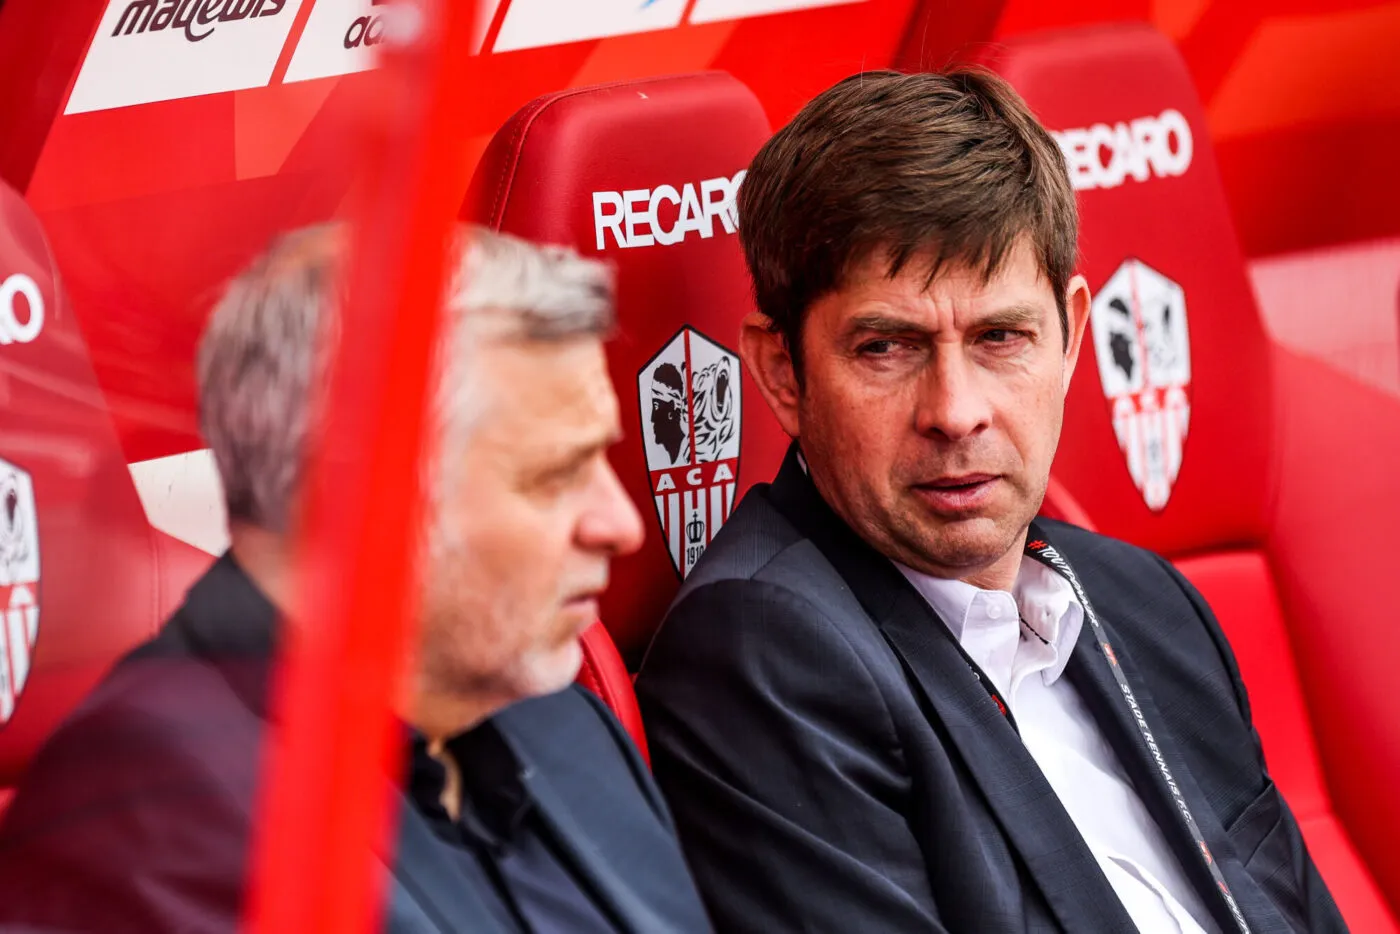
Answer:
[
  {"xmin": 662, "ymin": 487, "xmax": 883, "ymax": 656},
  {"xmin": 494, "ymin": 685, "xmax": 636, "ymax": 772},
  {"xmin": 44, "ymin": 624, "xmax": 260, "ymax": 779},
  {"xmin": 643, "ymin": 485, "xmax": 923, "ymax": 743},
  {"xmin": 0, "ymin": 614, "xmax": 262, "ymax": 834},
  {"xmin": 494, "ymin": 686, "xmax": 665, "ymax": 818},
  {"xmin": 636, "ymin": 494, "xmax": 940, "ymax": 931},
  {"xmin": 53, "ymin": 554, "xmax": 273, "ymax": 756},
  {"xmin": 0, "ymin": 625, "xmax": 257, "ymax": 931},
  {"xmin": 492, "ymin": 687, "xmax": 712, "ymax": 931},
  {"xmin": 671, "ymin": 485, "xmax": 808, "ymax": 594}
]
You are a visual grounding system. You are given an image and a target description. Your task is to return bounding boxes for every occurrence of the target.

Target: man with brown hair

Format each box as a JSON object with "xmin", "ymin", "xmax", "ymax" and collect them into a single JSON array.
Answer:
[{"xmin": 636, "ymin": 71, "xmax": 1343, "ymax": 933}]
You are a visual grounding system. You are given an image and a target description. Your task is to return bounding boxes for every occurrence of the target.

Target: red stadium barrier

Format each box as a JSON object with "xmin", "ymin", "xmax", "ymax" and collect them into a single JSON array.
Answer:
[{"xmin": 243, "ymin": 3, "xmax": 478, "ymax": 932}]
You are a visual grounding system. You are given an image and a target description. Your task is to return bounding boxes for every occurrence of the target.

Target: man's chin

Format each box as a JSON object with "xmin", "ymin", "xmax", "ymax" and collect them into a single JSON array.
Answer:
[
  {"xmin": 514, "ymin": 639, "xmax": 585, "ymax": 699},
  {"xmin": 895, "ymin": 516, "xmax": 1021, "ymax": 575}
]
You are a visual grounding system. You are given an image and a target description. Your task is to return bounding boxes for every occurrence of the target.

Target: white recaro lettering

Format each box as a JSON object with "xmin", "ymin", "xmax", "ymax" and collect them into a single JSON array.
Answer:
[
  {"xmin": 1052, "ymin": 109, "xmax": 1193, "ymax": 192},
  {"xmin": 0, "ymin": 274, "xmax": 43, "ymax": 345},
  {"xmin": 593, "ymin": 170, "xmax": 747, "ymax": 250}
]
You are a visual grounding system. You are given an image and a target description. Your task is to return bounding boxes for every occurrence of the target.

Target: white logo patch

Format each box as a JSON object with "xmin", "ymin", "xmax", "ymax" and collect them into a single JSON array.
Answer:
[
  {"xmin": 493, "ymin": 0, "xmax": 687, "ymax": 53},
  {"xmin": 1052, "ymin": 109, "xmax": 1193, "ymax": 192},
  {"xmin": 0, "ymin": 274, "xmax": 44, "ymax": 345},
  {"xmin": 0, "ymin": 460, "xmax": 40, "ymax": 725},
  {"xmin": 638, "ymin": 327, "xmax": 741, "ymax": 578},
  {"xmin": 1091, "ymin": 259, "xmax": 1191, "ymax": 511},
  {"xmin": 689, "ymin": 0, "xmax": 867, "ymax": 22},
  {"xmin": 284, "ymin": 0, "xmax": 433, "ymax": 83},
  {"xmin": 65, "ymin": 0, "xmax": 306, "ymax": 115}
]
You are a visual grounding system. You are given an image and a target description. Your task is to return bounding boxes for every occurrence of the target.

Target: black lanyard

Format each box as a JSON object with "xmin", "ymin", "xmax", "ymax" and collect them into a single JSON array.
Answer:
[{"xmin": 1023, "ymin": 523, "xmax": 1252, "ymax": 934}]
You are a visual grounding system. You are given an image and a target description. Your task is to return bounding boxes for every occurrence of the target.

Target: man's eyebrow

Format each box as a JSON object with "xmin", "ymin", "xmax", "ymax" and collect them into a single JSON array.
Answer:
[
  {"xmin": 977, "ymin": 302, "xmax": 1046, "ymax": 329},
  {"xmin": 844, "ymin": 303, "xmax": 1047, "ymax": 337},
  {"xmin": 845, "ymin": 312, "xmax": 931, "ymax": 335},
  {"xmin": 555, "ymin": 426, "xmax": 623, "ymax": 467}
]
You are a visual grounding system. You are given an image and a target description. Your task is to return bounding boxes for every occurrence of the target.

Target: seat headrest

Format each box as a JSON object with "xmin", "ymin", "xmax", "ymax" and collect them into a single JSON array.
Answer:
[
  {"xmin": 984, "ymin": 24, "xmax": 1273, "ymax": 555},
  {"xmin": 466, "ymin": 72, "xmax": 788, "ymax": 660},
  {"xmin": 0, "ymin": 182, "xmax": 168, "ymax": 781}
]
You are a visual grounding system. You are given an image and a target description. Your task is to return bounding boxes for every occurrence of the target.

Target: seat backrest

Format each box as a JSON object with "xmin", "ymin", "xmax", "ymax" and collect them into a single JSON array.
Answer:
[
  {"xmin": 983, "ymin": 24, "xmax": 1399, "ymax": 930},
  {"xmin": 465, "ymin": 72, "xmax": 788, "ymax": 665},
  {"xmin": 0, "ymin": 180, "xmax": 209, "ymax": 791},
  {"xmin": 989, "ymin": 25, "xmax": 1272, "ymax": 551}
]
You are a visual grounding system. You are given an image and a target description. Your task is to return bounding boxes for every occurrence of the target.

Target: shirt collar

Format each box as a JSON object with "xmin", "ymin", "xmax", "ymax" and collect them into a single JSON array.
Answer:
[
  {"xmin": 407, "ymin": 720, "xmax": 535, "ymax": 847},
  {"xmin": 895, "ymin": 553, "xmax": 1084, "ymax": 685},
  {"xmin": 1013, "ymin": 557, "xmax": 1083, "ymax": 683}
]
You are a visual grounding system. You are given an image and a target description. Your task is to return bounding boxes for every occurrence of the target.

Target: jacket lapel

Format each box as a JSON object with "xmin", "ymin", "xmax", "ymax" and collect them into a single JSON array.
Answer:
[
  {"xmin": 1065, "ymin": 617, "xmax": 1245, "ymax": 934},
  {"xmin": 767, "ymin": 449, "xmax": 1136, "ymax": 934},
  {"xmin": 381, "ymin": 793, "xmax": 509, "ymax": 934},
  {"xmin": 517, "ymin": 765, "xmax": 671, "ymax": 934}
]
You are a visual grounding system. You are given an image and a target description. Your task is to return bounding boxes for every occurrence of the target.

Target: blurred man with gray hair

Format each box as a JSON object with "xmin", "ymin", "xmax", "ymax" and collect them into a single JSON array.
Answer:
[{"xmin": 0, "ymin": 225, "xmax": 714, "ymax": 934}]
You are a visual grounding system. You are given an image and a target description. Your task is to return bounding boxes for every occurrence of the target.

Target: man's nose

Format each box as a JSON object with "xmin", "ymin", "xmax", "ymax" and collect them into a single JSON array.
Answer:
[
  {"xmin": 914, "ymin": 350, "xmax": 993, "ymax": 442},
  {"xmin": 578, "ymin": 460, "xmax": 646, "ymax": 558}
]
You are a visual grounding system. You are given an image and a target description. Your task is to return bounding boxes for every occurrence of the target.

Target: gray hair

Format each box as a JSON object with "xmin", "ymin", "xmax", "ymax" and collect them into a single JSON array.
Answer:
[{"xmin": 197, "ymin": 223, "xmax": 615, "ymax": 532}]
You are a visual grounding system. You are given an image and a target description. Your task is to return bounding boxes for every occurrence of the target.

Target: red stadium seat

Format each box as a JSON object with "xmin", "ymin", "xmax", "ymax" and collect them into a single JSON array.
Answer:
[
  {"xmin": 0, "ymin": 181, "xmax": 211, "ymax": 804},
  {"xmin": 983, "ymin": 23, "xmax": 1400, "ymax": 929},
  {"xmin": 575, "ymin": 619, "xmax": 648, "ymax": 764},
  {"xmin": 465, "ymin": 73, "xmax": 789, "ymax": 739}
]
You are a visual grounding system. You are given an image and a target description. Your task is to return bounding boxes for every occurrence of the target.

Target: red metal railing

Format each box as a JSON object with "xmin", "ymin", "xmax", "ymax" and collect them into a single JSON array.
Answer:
[{"xmin": 244, "ymin": 3, "xmax": 477, "ymax": 931}]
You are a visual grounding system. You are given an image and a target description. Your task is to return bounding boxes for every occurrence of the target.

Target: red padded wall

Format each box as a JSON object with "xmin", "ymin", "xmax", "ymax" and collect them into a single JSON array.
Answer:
[{"xmin": 1267, "ymin": 348, "xmax": 1400, "ymax": 913}]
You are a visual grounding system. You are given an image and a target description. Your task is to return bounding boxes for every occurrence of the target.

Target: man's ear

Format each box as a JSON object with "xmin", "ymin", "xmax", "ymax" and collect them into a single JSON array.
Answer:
[
  {"xmin": 739, "ymin": 312, "xmax": 801, "ymax": 438},
  {"xmin": 1061, "ymin": 274, "xmax": 1092, "ymax": 393}
]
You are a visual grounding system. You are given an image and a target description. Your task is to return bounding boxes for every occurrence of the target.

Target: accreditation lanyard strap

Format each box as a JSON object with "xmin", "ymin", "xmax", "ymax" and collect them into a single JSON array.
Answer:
[{"xmin": 1023, "ymin": 525, "xmax": 1251, "ymax": 934}]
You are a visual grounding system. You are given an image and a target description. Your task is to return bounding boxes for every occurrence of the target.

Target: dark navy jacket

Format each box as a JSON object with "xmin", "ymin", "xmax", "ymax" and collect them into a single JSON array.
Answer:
[
  {"xmin": 0, "ymin": 556, "xmax": 712, "ymax": 934},
  {"xmin": 638, "ymin": 447, "xmax": 1344, "ymax": 934}
]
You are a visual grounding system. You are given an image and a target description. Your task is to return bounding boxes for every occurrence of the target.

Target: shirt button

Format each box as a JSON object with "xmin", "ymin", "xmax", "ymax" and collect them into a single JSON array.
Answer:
[{"xmin": 987, "ymin": 603, "xmax": 1003, "ymax": 620}]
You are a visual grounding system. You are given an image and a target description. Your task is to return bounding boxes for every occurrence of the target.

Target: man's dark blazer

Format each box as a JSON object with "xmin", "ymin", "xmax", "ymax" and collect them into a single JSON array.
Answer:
[
  {"xmin": 636, "ymin": 448, "xmax": 1344, "ymax": 933},
  {"xmin": 0, "ymin": 555, "xmax": 712, "ymax": 934}
]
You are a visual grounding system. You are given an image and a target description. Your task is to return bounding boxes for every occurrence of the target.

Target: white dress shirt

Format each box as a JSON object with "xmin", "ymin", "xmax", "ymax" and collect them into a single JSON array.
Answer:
[{"xmin": 896, "ymin": 558, "xmax": 1218, "ymax": 934}]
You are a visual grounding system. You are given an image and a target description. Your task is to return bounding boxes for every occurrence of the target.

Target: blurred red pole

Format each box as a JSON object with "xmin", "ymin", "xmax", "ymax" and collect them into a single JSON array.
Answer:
[{"xmin": 244, "ymin": 2, "xmax": 476, "ymax": 932}]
